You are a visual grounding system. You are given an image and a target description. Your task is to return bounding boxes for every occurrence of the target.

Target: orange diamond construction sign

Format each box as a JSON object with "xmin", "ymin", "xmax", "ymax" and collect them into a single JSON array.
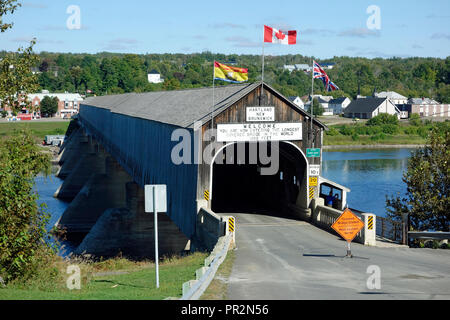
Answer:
[{"xmin": 332, "ymin": 208, "xmax": 365, "ymax": 243}]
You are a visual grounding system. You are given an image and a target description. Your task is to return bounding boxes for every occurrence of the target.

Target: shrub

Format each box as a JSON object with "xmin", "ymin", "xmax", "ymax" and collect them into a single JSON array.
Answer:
[
  {"xmin": 370, "ymin": 133, "xmax": 386, "ymax": 141},
  {"xmin": 367, "ymin": 113, "xmax": 399, "ymax": 126},
  {"xmin": 403, "ymin": 126, "xmax": 418, "ymax": 135},
  {"xmin": 382, "ymin": 124, "xmax": 399, "ymax": 135},
  {"xmin": 0, "ymin": 129, "xmax": 52, "ymax": 282},
  {"xmin": 409, "ymin": 114, "xmax": 422, "ymax": 126},
  {"xmin": 339, "ymin": 125, "xmax": 354, "ymax": 136},
  {"xmin": 351, "ymin": 133, "xmax": 359, "ymax": 141},
  {"xmin": 326, "ymin": 127, "xmax": 339, "ymax": 136}
]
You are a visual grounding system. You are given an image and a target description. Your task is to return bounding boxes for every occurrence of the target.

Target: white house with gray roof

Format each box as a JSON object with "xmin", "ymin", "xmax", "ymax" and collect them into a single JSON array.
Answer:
[{"xmin": 344, "ymin": 97, "xmax": 400, "ymax": 119}]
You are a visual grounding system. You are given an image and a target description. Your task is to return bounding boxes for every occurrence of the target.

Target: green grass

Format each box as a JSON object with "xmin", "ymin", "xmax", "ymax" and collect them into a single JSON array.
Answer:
[
  {"xmin": 0, "ymin": 122, "xmax": 70, "ymax": 142},
  {"xmin": 0, "ymin": 252, "xmax": 208, "ymax": 300},
  {"xmin": 324, "ymin": 133, "xmax": 426, "ymax": 146}
]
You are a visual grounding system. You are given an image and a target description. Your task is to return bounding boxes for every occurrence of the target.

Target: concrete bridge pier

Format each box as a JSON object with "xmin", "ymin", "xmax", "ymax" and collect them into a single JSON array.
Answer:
[
  {"xmin": 74, "ymin": 182, "xmax": 190, "ymax": 259},
  {"xmin": 56, "ymin": 129, "xmax": 89, "ymax": 178},
  {"xmin": 54, "ymin": 136, "xmax": 106, "ymax": 201},
  {"xmin": 56, "ymin": 156, "xmax": 134, "ymax": 236}
]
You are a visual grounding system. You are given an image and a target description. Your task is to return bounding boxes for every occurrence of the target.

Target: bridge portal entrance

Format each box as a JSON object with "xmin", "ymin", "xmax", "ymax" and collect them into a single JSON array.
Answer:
[{"xmin": 211, "ymin": 141, "xmax": 307, "ymax": 214}]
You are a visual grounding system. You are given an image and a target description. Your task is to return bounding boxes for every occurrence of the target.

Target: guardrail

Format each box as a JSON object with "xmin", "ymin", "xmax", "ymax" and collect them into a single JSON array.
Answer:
[
  {"xmin": 313, "ymin": 204, "xmax": 364, "ymax": 244},
  {"xmin": 408, "ymin": 232, "xmax": 450, "ymax": 241},
  {"xmin": 181, "ymin": 233, "xmax": 233, "ymax": 300},
  {"xmin": 376, "ymin": 216, "xmax": 406, "ymax": 244}
]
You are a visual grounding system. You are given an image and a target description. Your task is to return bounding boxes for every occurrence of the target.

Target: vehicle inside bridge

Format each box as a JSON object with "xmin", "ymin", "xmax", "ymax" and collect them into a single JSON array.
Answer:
[{"xmin": 212, "ymin": 142, "xmax": 306, "ymax": 214}]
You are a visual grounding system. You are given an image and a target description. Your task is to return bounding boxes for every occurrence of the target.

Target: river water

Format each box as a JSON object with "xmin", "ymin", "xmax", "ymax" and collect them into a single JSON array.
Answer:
[
  {"xmin": 34, "ymin": 148, "xmax": 414, "ymax": 254},
  {"xmin": 322, "ymin": 148, "xmax": 413, "ymax": 217}
]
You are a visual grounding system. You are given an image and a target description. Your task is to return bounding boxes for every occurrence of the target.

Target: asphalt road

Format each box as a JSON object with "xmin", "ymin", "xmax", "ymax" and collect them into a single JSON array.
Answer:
[{"xmin": 220, "ymin": 212, "xmax": 450, "ymax": 300}]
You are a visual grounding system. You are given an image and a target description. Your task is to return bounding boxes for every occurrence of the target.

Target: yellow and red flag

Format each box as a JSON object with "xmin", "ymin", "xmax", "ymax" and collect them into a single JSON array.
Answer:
[{"xmin": 214, "ymin": 61, "xmax": 248, "ymax": 83}]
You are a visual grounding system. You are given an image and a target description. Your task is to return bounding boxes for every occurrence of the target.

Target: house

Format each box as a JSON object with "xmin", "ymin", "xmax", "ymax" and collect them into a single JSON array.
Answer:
[
  {"xmin": 344, "ymin": 97, "xmax": 400, "ymax": 119},
  {"xmin": 147, "ymin": 70, "xmax": 164, "ymax": 84},
  {"xmin": 304, "ymin": 95, "xmax": 334, "ymax": 115},
  {"xmin": 397, "ymin": 98, "xmax": 450, "ymax": 118},
  {"xmin": 328, "ymin": 97, "xmax": 351, "ymax": 115},
  {"xmin": 288, "ymin": 96, "xmax": 305, "ymax": 110},
  {"xmin": 375, "ymin": 91, "xmax": 407, "ymax": 105},
  {"xmin": 283, "ymin": 65, "xmax": 296, "ymax": 73},
  {"xmin": 283, "ymin": 64, "xmax": 312, "ymax": 73}
]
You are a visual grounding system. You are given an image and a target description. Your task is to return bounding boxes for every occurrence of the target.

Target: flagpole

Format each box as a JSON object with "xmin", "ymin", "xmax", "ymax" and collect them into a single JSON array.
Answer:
[
  {"xmin": 261, "ymin": 31, "xmax": 265, "ymax": 106},
  {"xmin": 211, "ymin": 59, "xmax": 216, "ymax": 133},
  {"xmin": 311, "ymin": 58, "xmax": 314, "ymax": 146}
]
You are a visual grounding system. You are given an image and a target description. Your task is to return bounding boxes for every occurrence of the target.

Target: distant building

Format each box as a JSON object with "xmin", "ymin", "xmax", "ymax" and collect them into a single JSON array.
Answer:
[
  {"xmin": 288, "ymin": 96, "xmax": 305, "ymax": 110},
  {"xmin": 328, "ymin": 97, "xmax": 351, "ymax": 115},
  {"xmin": 344, "ymin": 97, "xmax": 400, "ymax": 119},
  {"xmin": 147, "ymin": 70, "xmax": 164, "ymax": 84},
  {"xmin": 283, "ymin": 64, "xmax": 313, "ymax": 73},
  {"xmin": 375, "ymin": 91, "xmax": 408, "ymax": 105},
  {"xmin": 28, "ymin": 92, "xmax": 83, "ymax": 119},
  {"xmin": 397, "ymin": 98, "xmax": 450, "ymax": 118},
  {"xmin": 304, "ymin": 95, "xmax": 334, "ymax": 115}
]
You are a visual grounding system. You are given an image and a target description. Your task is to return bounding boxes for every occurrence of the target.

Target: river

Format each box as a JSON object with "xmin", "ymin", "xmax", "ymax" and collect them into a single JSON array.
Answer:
[
  {"xmin": 34, "ymin": 148, "xmax": 414, "ymax": 254},
  {"xmin": 322, "ymin": 148, "xmax": 413, "ymax": 217}
]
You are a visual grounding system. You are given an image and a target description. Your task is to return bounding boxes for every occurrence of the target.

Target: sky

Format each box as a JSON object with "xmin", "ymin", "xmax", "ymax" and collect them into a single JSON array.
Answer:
[{"xmin": 1, "ymin": 0, "xmax": 449, "ymax": 59}]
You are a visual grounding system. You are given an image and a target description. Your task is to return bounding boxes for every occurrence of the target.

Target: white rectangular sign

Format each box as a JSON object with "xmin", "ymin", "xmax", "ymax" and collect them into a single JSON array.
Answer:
[
  {"xmin": 145, "ymin": 185, "xmax": 167, "ymax": 213},
  {"xmin": 309, "ymin": 165, "xmax": 321, "ymax": 177},
  {"xmin": 246, "ymin": 107, "xmax": 275, "ymax": 122},
  {"xmin": 217, "ymin": 123, "xmax": 302, "ymax": 142}
]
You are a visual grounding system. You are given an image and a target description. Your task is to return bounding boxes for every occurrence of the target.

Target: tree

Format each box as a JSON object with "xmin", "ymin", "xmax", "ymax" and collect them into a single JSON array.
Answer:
[
  {"xmin": 308, "ymin": 98, "xmax": 324, "ymax": 116},
  {"xmin": 0, "ymin": 0, "xmax": 20, "ymax": 32},
  {"xmin": 0, "ymin": 130, "xmax": 52, "ymax": 282},
  {"xmin": 386, "ymin": 126, "xmax": 449, "ymax": 232},
  {"xmin": 0, "ymin": 0, "xmax": 38, "ymax": 114},
  {"xmin": 40, "ymin": 96, "xmax": 58, "ymax": 117}
]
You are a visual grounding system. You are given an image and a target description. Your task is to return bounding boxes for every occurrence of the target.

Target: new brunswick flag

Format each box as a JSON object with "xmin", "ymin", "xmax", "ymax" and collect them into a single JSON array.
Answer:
[{"xmin": 214, "ymin": 61, "xmax": 248, "ymax": 83}]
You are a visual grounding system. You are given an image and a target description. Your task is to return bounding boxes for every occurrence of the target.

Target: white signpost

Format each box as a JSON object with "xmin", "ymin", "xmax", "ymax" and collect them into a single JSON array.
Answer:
[
  {"xmin": 145, "ymin": 185, "xmax": 167, "ymax": 289},
  {"xmin": 309, "ymin": 165, "xmax": 321, "ymax": 177},
  {"xmin": 217, "ymin": 123, "xmax": 303, "ymax": 142}
]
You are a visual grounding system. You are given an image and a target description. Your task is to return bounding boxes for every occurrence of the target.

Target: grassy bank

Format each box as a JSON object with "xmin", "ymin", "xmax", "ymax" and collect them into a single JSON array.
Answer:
[
  {"xmin": 324, "ymin": 115, "xmax": 449, "ymax": 147},
  {"xmin": 0, "ymin": 121, "xmax": 70, "ymax": 142},
  {"xmin": 0, "ymin": 252, "xmax": 208, "ymax": 300}
]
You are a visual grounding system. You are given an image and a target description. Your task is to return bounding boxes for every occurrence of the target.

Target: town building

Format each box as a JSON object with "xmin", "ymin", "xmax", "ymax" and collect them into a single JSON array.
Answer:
[
  {"xmin": 288, "ymin": 96, "xmax": 305, "ymax": 110},
  {"xmin": 375, "ymin": 91, "xmax": 408, "ymax": 105},
  {"xmin": 147, "ymin": 70, "xmax": 164, "ymax": 84},
  {"xmin": 344, "ymin": 97, "xmax": 400, "ymax": 119},
  {"xmin": 328, "ymin": 97, "xmax": 351, "ymax": 115},
  {"xmin": 28, "ymin": 91, "xmax": 84, "ymax": 119},
  {"xmin": 397, "ymin": 97, "xmax": 450, "ymax": 118}
]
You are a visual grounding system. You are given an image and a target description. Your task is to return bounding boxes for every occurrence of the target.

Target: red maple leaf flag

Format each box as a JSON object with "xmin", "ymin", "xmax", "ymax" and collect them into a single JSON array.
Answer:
[{"xmin": 264, "ymin": 25, "xmax": 297, "ymax": 45}]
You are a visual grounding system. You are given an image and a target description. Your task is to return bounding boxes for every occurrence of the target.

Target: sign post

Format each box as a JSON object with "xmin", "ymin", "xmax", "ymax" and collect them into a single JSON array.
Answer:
[
  {"xmin": 145, "ymin": 185, "xmax": 167, "ymax": 289},
  {"xmin": 331, "ymin": 208, "xmax": 364, "ymax": 258}
]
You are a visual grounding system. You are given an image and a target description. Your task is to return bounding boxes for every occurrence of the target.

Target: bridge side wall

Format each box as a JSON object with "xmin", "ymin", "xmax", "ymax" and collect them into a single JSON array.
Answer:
[{"xmin": 79, "ymin": 105, "xmax": 198, "ymax": 239}]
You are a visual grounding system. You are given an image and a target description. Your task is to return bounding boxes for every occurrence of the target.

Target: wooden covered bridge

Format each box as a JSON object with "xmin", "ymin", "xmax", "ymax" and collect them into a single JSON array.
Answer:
[{"xmin": 55, "ymin": 82, "xmax": 350, "ymax": 257}]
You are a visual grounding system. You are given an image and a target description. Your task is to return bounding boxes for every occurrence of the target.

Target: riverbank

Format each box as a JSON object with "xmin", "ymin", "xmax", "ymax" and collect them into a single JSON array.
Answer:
[
  {"xmin": 0, "ymin": 252, "xmax": 208, "ymax": 300},
  {"xmin": 324, "ymin": 144, "xmax": 424, "ymax": 150}
]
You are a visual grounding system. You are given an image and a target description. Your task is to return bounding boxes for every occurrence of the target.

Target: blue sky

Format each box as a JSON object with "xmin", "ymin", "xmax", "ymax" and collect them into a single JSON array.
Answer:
[{"xmin": 1, "ymin": 0, "xmax": 449, "ymax": 59}]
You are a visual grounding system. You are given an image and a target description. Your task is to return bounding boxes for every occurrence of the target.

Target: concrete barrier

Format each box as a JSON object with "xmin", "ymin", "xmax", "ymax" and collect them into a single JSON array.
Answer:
[
  {"xmin": 194, "ymin": 207, "xmax": 227, "ymax": 251},
  {"xmin": 181, "ymin": 233, "xmax": 233, "ymax": 300},
  {"xmin": 296, "ymin": 198, "xmax": 377, "ymax": 246}
]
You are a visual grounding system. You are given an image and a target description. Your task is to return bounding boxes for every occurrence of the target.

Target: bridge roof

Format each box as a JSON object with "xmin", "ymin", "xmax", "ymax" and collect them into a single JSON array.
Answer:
[{"xmin": 82, "ymin": 82, "xmax": 326, "ymax": 129}]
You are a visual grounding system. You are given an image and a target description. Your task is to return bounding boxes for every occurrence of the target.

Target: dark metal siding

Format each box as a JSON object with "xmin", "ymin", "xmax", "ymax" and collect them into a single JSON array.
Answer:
[{"xmin": 79, "ymin": 105, "xmax": 198, "ymax": 238}]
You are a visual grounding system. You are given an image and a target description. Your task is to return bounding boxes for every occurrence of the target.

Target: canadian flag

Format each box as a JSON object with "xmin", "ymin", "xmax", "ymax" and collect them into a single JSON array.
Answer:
[{"xmin": 264, "ymin": 25, "xmax": 297, "ymax": 45}]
